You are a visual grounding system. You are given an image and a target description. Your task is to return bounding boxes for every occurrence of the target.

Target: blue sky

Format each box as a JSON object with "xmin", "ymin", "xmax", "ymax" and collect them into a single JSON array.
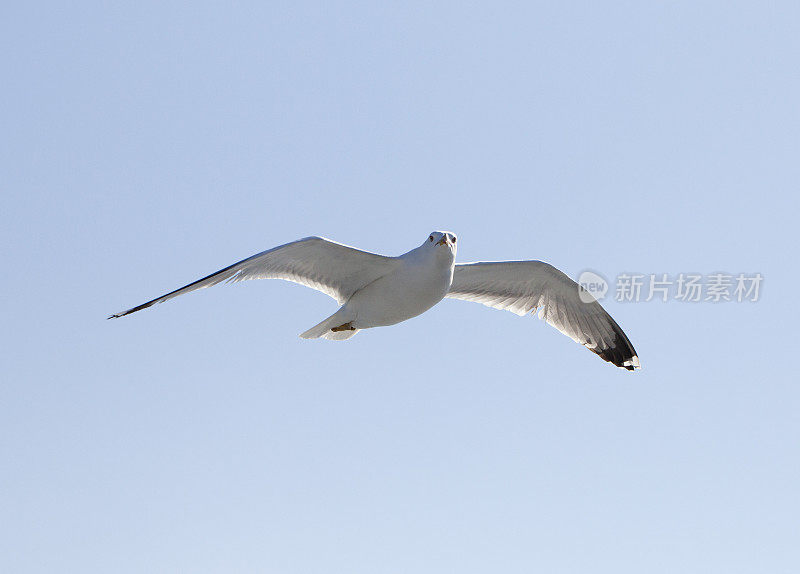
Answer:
[{"xmin": 2, "ymin": 2, "xmax": 798, "ymax": 573}]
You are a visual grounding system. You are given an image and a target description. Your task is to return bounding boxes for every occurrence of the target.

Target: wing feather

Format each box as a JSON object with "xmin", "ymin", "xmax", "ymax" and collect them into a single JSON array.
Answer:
[
  {"xmin": 446, "ymin": 261, "xmax": 640, "ymax": 370},
  {"xmin": 109, "ymin": 236, "xmax": 398, "ymax": 319}
]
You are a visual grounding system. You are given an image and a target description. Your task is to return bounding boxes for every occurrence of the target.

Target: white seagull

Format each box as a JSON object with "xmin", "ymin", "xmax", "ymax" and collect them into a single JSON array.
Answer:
[{"xmin": 109, "ymin": 231, "xmax": 640, "ymax": 370}]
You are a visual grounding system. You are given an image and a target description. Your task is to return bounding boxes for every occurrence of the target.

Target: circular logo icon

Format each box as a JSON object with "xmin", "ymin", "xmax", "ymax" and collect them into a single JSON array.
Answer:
[{"xmin": 577, "ymin": 270, "xmax": 608, "ymax": 303}]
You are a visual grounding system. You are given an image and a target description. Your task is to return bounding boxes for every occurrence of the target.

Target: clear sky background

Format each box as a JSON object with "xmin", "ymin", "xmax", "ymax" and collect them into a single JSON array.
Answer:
[{"xmin": 2, "ymin": 2, "xmax": 798, "ymax": 573}]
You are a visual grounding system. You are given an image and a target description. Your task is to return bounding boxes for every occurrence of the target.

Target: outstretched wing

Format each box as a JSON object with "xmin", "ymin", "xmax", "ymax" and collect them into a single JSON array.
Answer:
[
  {"xmin": 109, "ymin": 236, "xmax": 398, "ymax": 318},
  {"xmin": 446, "ymin": 261, "xmax": 640, "ymax": 370}
]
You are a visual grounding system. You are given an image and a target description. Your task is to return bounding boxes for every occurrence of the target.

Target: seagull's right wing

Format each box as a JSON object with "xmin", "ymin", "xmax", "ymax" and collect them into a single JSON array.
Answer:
[{"xmin": 108, "ymin": 236, "xmax": 399, "ymax": 318}]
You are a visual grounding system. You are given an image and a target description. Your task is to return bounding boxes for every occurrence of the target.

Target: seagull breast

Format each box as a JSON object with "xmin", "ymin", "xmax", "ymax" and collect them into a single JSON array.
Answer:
[{"xmin": 343, "ymin": 247, "xmax": 455, "ymax": 329}]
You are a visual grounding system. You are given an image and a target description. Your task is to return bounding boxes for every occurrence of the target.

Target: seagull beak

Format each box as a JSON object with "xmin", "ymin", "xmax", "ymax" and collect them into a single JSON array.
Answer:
[{"xmin": 436, "ymin": 237, "xmax": 447, "ymax": 246}]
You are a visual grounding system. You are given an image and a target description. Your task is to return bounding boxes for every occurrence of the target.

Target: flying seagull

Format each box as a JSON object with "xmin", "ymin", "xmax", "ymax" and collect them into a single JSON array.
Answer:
[{"xmin": 109, "ymin": 231, "xmax": 640, "ymax": 370}]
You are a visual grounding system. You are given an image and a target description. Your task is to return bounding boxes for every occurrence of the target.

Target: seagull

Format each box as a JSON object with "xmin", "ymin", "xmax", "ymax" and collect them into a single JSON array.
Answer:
[{"xmin": 109, "ymin": 231, "xmax": 640, "ymax": 370}]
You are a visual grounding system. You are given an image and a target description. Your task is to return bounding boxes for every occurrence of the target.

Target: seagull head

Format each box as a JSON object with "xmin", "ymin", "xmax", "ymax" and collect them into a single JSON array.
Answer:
[{"xmin": 425, "ymin": 231, "xmax": 457, "ymax": 254}]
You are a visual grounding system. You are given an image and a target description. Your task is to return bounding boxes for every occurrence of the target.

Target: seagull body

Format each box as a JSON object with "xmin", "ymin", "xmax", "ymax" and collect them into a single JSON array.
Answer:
[
  {"xmin": 298, "ymin": 232, "xmax": 456, "ymax": 339},
  {"xmin": 110, "ymin": 231, "xmax": 640, "ymax": 370}
]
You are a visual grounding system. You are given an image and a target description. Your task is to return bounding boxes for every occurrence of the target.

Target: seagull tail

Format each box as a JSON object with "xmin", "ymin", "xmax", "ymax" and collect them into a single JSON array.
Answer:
[{"xmin": 299, "ymin": 310, "xmax": 359, "ymax": 341}]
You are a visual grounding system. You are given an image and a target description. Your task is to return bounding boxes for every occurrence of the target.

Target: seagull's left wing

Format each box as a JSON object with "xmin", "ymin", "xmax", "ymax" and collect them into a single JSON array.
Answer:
[{"xmin": 446, "ymin": 261, "xmax": 640, "ymax": 370}]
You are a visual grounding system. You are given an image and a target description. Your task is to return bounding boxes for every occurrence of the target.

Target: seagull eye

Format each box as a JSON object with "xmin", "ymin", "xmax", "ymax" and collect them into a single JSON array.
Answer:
[
  {"xmin": 452, "ymin": 237, "xmax": 456, "ymax": 243},
  {"xmin": 429, "ymin": 235, "xmax": 434, "ymax": 242}
]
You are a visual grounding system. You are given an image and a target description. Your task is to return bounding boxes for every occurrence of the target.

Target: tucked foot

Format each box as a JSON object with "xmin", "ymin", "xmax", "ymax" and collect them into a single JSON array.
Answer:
[{"xmin": 330, "ymin": 321, "xmax": 356, "ymax": 332}]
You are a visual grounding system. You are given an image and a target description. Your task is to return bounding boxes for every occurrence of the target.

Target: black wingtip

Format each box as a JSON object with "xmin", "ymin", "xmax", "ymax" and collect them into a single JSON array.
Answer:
[
  {"xmin": 106, "ymin": 299, "xmax": 159, "ymax": 320},
  {"xmin": 592, "ymin": 336, "xmax": 641, "ymax": 371}
]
